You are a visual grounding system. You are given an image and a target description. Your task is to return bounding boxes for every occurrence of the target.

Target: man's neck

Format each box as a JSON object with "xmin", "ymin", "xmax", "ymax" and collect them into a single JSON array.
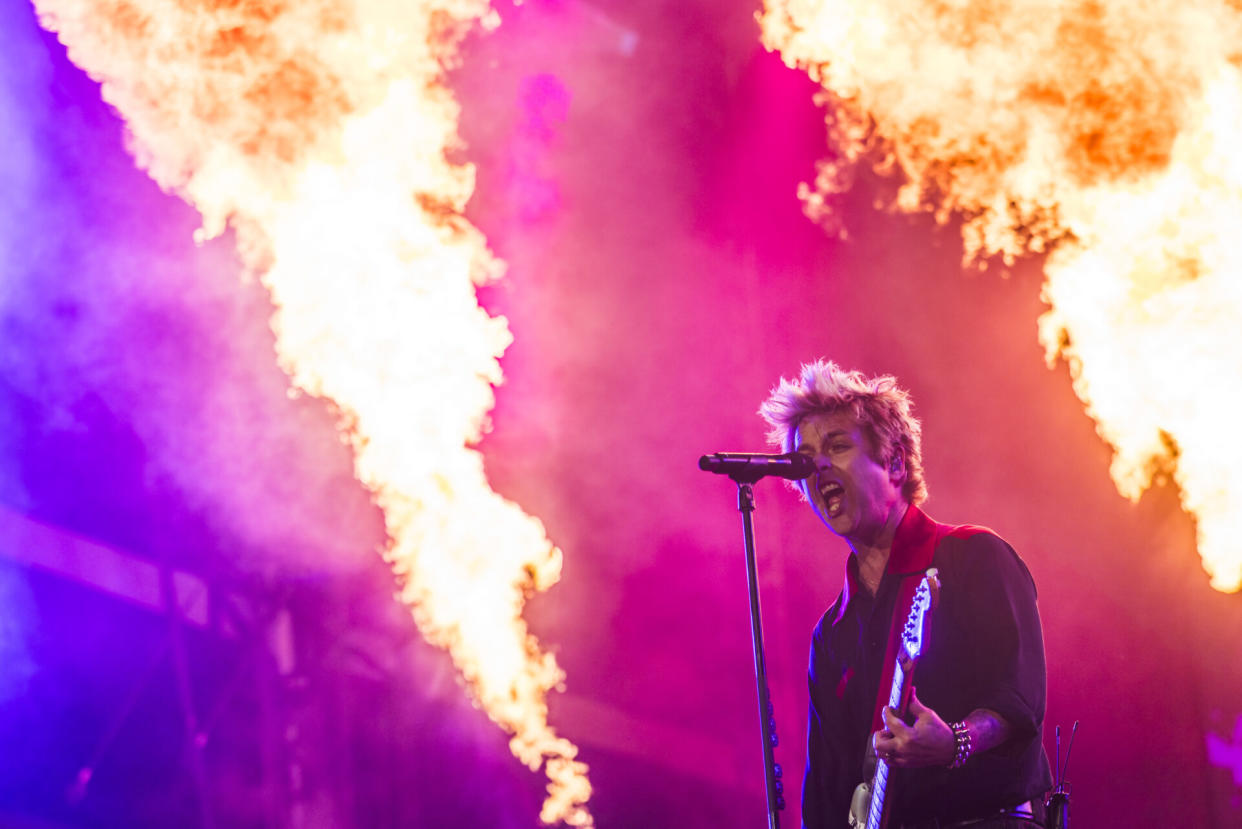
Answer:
[{"xmin": 850, "ymin": 502, "xmax": 910, "ymax": 595}]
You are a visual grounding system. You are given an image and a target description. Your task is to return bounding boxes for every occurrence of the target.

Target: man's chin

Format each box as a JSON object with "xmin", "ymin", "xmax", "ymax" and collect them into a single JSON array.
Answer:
[{"xmin": 821, "ymin": 512, "xmax": 853, "ymax": 537}]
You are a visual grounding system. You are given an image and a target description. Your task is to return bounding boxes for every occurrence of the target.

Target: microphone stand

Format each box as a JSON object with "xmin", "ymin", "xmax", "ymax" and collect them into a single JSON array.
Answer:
[{"xmin": 730, "ymin": 473, "xmax": 785, "ymax": 829}]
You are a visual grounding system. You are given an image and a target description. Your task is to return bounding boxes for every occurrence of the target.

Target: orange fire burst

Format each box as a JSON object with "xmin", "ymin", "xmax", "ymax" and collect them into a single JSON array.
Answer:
[
  {"xmin": 760, "ymin": 0, "xmax": 1242, "ymax": 592},
  {"xmin": 34, "ymin": 0, "xmax": 593, "ymax": 821}
]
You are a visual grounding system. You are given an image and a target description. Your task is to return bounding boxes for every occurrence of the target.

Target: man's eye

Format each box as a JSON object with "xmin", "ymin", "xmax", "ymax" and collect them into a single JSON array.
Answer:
[{"xmin": 830, "ymin": 443, "xmax": 850, "ymax": 452}]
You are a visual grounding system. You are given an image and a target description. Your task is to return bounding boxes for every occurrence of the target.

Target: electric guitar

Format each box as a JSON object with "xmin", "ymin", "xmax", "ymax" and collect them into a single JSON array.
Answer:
[{"xmin": 848, "ymin": 568, "xmax": 942, "ymax": 829}]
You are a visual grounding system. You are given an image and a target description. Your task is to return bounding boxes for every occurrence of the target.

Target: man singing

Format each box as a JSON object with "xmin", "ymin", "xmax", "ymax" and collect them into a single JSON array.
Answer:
[{"xmin": 760, "ymin": 360, "xmax": 1052, "ymax": 829}]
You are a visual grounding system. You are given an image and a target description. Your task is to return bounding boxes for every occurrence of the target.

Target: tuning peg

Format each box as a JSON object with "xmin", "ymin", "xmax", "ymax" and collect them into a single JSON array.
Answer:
[{"xmin": 773, "ymin": 763, "xmax": 782, "ymax": 778}]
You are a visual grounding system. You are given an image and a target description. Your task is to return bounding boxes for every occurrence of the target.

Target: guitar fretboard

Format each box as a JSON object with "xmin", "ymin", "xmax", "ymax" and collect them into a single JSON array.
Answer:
[{"xmin": 866, "ymin": 662, "xmax": 906, "ymax": 829}]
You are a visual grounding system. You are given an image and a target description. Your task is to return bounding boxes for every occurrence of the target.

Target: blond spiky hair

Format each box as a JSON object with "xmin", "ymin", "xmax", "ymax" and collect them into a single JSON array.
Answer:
[{"xmin": 758, "ymin": 359, "xmax": 928, "ymax": 505}]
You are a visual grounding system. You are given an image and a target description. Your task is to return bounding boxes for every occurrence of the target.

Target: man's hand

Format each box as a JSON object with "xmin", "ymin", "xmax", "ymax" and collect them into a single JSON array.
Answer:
[{"xmin": 871, "ymin": 689, "xmax": 955, "ymax": 768}]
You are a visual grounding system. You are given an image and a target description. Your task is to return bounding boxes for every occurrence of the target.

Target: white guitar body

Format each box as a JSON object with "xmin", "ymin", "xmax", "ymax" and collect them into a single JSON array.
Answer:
[{"xmin": 848, "ymin": 780, "xmax": 872, "ymax": 827}]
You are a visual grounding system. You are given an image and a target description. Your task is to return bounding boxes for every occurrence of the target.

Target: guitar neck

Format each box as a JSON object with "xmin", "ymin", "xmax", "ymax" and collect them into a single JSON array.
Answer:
[
  {"xmin": 866, "ymin": 660, "xmax": 910, "ymax": 829},
  {"xmin": 848, "ymin": 570, "xmax": 940, "ymax": 829}
]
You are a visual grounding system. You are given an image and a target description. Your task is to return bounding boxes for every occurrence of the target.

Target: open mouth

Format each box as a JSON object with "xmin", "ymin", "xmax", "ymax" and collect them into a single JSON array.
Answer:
[{"xmin": 819, "ymin": 481, "xmax": 845, "ymax": 517}]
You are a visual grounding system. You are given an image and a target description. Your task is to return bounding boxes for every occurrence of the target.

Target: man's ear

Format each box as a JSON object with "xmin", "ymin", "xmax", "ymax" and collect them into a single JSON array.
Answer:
[{"xmin": 889, "ymin": 451, "xmax": 904, "ymax": 481}]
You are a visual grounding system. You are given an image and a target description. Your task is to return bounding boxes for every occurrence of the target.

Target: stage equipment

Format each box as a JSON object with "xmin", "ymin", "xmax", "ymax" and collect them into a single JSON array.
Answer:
[
  {"xmin": 699, "ymin": 452, "xmax": 816, "ymax": 483},
  {"xmin": 700, "ymin": 452, "xmax": 804, "ymax": 829},
  {"xmin": 1046, "ymin": 720, "xmax": 1079, "ymax": 829}
]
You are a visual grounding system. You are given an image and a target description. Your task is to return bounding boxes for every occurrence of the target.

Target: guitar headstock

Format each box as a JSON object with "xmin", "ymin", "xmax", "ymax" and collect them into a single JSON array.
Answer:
[{"xmin": 901, "ymin": 567, "xmax": 940, "ymax": 662}]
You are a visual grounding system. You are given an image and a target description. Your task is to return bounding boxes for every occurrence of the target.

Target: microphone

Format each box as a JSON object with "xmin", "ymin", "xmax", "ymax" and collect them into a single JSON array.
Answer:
[{"xmin": 698, "ymin": 452, "xmax": 816, "ymax": 482}]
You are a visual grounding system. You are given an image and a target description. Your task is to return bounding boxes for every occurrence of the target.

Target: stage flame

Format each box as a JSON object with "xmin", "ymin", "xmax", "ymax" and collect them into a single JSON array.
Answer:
[
  {"xmin": 34, "ymin": 0, "xmax": 593, "ymax": 820},
  {"xmin": 760, "ymin": 0, "xmax": 1242, "ymax": 591}
]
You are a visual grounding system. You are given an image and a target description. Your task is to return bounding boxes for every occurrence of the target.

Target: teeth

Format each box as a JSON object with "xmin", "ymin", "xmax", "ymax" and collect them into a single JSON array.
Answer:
[{"xmin": 820, "ymin": 482, "xmax": 844, "ymax": 517}]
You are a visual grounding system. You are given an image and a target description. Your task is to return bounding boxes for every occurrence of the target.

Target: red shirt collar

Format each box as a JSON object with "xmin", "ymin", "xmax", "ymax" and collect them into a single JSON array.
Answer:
[{"xmin": 831, "ymin": 504, "xmax": 942, "ymax": 626}]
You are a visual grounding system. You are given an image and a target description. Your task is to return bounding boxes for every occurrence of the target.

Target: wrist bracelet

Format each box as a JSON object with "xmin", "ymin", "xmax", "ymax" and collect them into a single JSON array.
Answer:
[{"xmin": 948, "ymin": 720, "xmax": 973, "ymax": 769}]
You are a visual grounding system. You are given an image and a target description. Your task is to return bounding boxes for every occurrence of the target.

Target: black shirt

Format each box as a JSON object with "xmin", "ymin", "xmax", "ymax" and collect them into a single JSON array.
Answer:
[{"xmin": 802, "ymin": 506, "xmax": 1052, "ymax": 828}]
